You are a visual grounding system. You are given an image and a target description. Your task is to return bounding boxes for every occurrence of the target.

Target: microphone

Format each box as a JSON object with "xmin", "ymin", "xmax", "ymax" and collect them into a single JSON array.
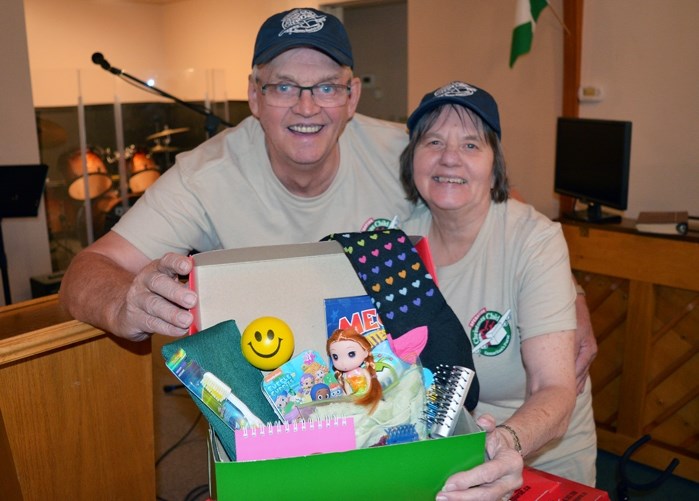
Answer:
[{"xmin": 91, "ymin": 52, "xmax": 122, "ymax": 75}]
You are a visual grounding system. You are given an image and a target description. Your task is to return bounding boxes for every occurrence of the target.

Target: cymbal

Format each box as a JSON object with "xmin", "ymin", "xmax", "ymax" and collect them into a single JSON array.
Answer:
[
  {"xmin": 147, "ymin": 127, "xmax": 189, "ymax": 141},
  {"xmin": 150, "ymin": 145, "xmax": 181, "ymax": 154},
  {"xmin": 37, "ymin": 118, "xmax": 68, "ymax": 148}
]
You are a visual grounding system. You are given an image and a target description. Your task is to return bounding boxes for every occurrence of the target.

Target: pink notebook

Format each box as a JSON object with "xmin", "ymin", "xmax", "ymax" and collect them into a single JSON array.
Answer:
[{"xmin": 234, "ymin": 416, "xmax": 356, "ymax": 462}]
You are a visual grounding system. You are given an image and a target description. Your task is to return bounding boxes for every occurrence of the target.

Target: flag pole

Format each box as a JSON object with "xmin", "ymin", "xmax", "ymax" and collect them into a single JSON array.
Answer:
[{"xmin": 546, "ymin": 2, "xmax": 570, "ymax": 35}]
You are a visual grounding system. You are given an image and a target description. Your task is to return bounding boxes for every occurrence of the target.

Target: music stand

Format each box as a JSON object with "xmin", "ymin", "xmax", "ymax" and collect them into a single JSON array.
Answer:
[{"xmin": 0, "ymin": 164, "xmax": 49, "ymax": 305}]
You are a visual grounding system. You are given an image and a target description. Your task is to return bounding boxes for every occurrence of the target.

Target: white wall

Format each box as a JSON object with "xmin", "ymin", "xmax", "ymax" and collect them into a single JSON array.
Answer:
[
  {"xmin": 580, "ymin": 0, "xmax": 699, "ymax": 217},
  {"xmin": 408, "ymin": 0, "xmax": 565, "ymax": 217},
  {"xmin": 408, "ymin": 0, "xmax": 699, "ymax": 218},
  {"xmin": 24, "ymin": 0, "xmax": 308, "ymax": 103},
  {"xmin": 1, "ymin": 0, "xmax": 52, "ymax": 305}
]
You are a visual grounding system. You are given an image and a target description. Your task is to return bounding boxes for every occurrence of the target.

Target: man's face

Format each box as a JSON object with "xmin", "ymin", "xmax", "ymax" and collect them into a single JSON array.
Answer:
[{"xmin": 248, "ymin": 48, "xmax": 361, "ymax": 182}]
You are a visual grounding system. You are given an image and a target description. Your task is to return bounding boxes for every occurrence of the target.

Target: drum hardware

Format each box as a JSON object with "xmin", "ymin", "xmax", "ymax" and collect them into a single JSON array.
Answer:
[
  {"xmin": 104, "ymin": 144, "xmax": 137, "ymax": 164},
  {"xmin": 104, "ymin": 145, "xmax": 161, "ymax": 194}
]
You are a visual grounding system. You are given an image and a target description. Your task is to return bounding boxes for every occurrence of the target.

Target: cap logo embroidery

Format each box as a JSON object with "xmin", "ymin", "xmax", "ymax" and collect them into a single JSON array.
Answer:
[
  {"xmin": 279, "ymin": 9, "xmax": 326, "ymax": 36},
  {"xmin": 435, "ymin": 81, "xmax": 477, "ymax": 98}
]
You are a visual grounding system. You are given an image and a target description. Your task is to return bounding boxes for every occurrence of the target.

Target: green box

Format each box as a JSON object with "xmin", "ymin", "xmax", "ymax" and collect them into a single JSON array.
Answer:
[
  {"xmin": 208, "ymin": 424, "xmax": 485, "ymax": 501},
  {"xmin": 184, "ymin": 241, "xmax": 486, "ymax": 500}
]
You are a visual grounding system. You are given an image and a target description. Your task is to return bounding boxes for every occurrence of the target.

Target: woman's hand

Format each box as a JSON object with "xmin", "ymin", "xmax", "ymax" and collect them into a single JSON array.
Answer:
[{"xmin": 435, "ymin": 415, "xmax": 523, "ymax": 501}]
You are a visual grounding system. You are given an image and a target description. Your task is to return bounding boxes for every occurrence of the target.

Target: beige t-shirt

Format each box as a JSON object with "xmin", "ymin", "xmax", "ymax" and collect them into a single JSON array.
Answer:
[
  {"xmin": 403, "ymin": 199, "xmax": 597, "ymax": 485},
  {"xmin": 114, "ymin": 114, "xmax": 413, "ymax": 257}
]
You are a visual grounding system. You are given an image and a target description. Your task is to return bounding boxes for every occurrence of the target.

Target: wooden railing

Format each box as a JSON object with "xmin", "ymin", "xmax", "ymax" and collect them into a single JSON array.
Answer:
[{"xmin": 562, "ymin": 220, "xmax": 699, "ymax": 483}]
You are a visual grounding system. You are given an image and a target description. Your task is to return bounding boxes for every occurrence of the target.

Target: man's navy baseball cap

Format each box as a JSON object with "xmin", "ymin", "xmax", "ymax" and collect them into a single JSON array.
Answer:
[
  {"xmin": 406, "ymin": 81, "xmax": 502, "ymax": 139},
  {"xmin": 252, "ymin": 8, "xmax": 354, "ymax": 68}
]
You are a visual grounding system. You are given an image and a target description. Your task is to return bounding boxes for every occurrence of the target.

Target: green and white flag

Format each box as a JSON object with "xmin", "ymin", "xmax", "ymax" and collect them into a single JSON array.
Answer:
[{"xmin": 510, "ymin": 0, "xmax": 549, "ymax": 68}]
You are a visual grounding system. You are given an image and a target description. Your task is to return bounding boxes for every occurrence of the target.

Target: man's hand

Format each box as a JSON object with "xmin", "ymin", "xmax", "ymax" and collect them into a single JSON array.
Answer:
[
  {"xmin": 435, "ymin": 415, "xmax": 523, "ymax": 501},
  {"xmin": 114, "ymin": 253, "xmax": 197, "ymax": 341},
  {"xmin": 573, "ymin": 292, "xmax": 597, "ymax": 393},
  {"xmin": 60, "ymin": 234, "xmax": 199, "ymax": 342}
]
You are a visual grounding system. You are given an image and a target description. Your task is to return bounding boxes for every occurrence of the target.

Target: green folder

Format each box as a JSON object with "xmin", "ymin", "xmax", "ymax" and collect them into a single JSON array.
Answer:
[{"xmin": 161, "ymin": 319, "xmax": 278, "ymax": 459}]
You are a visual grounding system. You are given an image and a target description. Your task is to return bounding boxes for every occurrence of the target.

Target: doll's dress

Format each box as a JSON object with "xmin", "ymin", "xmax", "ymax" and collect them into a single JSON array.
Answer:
[{"xmin": 343, "ymin": 367, "xmax": 369, "ymax": 395}]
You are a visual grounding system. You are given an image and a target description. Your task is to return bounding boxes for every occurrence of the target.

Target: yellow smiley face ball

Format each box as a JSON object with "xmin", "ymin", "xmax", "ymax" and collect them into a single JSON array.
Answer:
[{"xmin": 241, "ymin": 316, "xmax": 295, "ymax": 370}]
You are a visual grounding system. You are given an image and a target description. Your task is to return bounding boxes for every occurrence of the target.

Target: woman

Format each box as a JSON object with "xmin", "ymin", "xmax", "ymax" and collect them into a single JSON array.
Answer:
[{"xmin": 401, "ymin": 81, "xmax": 597, "ymax": 494}]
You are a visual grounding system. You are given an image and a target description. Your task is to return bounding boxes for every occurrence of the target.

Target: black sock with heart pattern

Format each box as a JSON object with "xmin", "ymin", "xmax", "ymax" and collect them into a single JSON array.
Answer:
[{"xmin": 322, "ymin": 229, "xmax": 478, "ymax": 411}]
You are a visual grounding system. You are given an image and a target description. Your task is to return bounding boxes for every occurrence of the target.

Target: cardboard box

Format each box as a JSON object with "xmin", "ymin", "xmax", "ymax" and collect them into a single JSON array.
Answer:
[
  {"xmin": 186, "ymin": 240, "xmax": 487, "ymax": 500},
  {"xmin": 190, "ymin": 241, "xmax": 367, "ymax": 357}
]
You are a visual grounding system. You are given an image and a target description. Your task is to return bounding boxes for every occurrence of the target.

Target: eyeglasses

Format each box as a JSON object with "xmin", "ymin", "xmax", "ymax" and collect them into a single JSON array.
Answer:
[{"xmin": 259, "ymin": 81, "xmax": 351, "ymax": 107}]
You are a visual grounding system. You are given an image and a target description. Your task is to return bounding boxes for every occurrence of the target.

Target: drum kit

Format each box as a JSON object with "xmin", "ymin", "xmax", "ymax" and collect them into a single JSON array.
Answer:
[{"xmin": 46, "ymin": 125, "xmax": 189, "ymax": 243}]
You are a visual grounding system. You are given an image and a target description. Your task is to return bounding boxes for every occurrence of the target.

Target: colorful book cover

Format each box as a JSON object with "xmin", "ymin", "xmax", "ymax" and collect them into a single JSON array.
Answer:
[
  {"xmin": 261, "ymin": 349, "xmax": 343, "ymax": 422},
  {"xmin": 324, "ymin": 294, "xmax": 411, "ymax": 391}
]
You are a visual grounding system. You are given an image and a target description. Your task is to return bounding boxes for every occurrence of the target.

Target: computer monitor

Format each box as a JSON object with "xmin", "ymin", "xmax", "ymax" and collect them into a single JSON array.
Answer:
[
  {"xmin": 0, "ymin": 164, "xmax": 49, "ymax": 218},
  {"xmin": 554, "ymin": 117, "xmax": 632, "ymax": 223},
  {"xmin": 0, "ymin": 164, "xmax": 48, "ymax": 305}
]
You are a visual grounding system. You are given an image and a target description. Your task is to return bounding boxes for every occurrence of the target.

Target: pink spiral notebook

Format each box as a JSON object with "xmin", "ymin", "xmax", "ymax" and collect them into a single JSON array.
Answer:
[{"xmin": 234, "ymin": 416, "xmax": 356, "ymax": 462}]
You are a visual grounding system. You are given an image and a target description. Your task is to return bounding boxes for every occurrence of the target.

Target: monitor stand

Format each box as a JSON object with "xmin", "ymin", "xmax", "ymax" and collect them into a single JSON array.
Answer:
[{"xmin": 565, "ymin": 203, "xmax": 622, "ymax": 224}]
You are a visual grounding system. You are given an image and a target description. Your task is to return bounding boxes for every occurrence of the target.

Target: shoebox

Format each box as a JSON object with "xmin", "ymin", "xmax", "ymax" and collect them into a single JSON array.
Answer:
[{"xmin": 180, "ymin": 238, "xmax": 486, "ymax": 500}]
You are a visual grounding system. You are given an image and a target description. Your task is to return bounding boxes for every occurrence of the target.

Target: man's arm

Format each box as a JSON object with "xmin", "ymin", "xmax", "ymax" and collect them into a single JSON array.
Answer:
[{"xmin": 59, "ymin": 231, "xmax": 197, "ymax": 341}]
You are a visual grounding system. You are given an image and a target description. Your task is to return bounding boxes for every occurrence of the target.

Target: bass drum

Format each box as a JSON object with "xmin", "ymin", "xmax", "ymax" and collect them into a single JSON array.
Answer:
[
  {"xmin": 127, "ymin": 148, "xmax": 160, "ymax": 194},
  {"xmin": 63, "ymin": 147, "xmax": 113, "ymax": 200}
]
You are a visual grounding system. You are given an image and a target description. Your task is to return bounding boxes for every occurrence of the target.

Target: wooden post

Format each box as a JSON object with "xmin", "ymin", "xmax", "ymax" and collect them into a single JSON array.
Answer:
[{"xmin": 560, "ymin": 0, "xmax": 584, "ymax": 216}]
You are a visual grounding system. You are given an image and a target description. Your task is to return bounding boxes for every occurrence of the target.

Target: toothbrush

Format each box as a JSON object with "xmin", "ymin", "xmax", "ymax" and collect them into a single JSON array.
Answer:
[{"xmin": 201, "ymin": 372, "xmax": 264, "ymax": 430}]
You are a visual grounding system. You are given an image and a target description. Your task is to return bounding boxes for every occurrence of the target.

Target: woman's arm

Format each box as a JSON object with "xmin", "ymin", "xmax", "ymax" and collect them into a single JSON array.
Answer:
[{"xmin": 495, "ymin": 330, "xmax": 577, "ymax": 457}]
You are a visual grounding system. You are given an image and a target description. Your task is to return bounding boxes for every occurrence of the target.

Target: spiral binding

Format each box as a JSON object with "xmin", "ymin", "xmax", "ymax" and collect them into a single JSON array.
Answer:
[{"xmin": 240, "ymin": 416, "xmax": 349, "ymax": 437}]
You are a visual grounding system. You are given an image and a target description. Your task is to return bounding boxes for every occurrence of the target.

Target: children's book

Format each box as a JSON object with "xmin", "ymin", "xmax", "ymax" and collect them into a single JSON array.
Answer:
[
  {"xmin": 324, "ymin": 294, "xmax": 411, "ymax": 391},
  {"xmin": 261, "ymin": 349, "xmax": 343, "ymax": 422}
]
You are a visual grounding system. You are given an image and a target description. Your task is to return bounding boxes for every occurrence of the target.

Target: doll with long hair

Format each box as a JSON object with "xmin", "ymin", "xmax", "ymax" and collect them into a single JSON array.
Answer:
[{"xmin": 326, "ymin": 328, "xmax": 383, "ymax": 413}]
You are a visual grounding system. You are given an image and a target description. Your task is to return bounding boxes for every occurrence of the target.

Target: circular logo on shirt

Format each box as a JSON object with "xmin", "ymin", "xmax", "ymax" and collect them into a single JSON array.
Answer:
[
  {"xmin": 361, "ymin": 217, "xmax": 393, "ymax": 232},
  {"xmin": 470, "ymin": 309, "xmax": 511, "ymax": 357}
]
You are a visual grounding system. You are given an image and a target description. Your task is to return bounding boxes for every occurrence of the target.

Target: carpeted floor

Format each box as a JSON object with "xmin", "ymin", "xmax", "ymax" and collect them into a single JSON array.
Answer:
[
  {"xmin": 152, "ymin": 333, "xmax": 699, "ymax": 501},
  {"xmin": 595, "ymin": 449, "xmax": 699, "ymax": 501}
]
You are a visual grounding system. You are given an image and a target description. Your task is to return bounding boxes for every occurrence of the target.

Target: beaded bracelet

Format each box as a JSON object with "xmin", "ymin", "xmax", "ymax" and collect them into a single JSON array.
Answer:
[{"xmin": 496, "ymin": 423, "xmax": 523, "ymax": 456}]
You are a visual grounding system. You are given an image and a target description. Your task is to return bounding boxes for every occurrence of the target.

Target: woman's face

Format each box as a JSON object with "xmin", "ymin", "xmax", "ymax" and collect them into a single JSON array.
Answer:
[
  {"xmin": 413, "ymin": 106, "xmax": 494, "ymax": 213},
  {"xmin": 329, "ymin": 339, "xmax": 368, "ymax": 372}
]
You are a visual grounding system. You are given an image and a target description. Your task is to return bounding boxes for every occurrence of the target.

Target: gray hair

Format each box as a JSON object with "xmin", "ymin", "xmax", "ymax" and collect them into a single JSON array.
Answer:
[{"xmin": 400, "ymin": 104, "xmax": 509, "ymax": 204}]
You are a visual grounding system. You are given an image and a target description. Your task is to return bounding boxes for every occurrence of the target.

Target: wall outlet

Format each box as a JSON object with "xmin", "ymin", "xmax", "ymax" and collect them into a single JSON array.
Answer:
[{"xmin": 578, "ymin": 86, "xmax": 604, "ymax": 102}]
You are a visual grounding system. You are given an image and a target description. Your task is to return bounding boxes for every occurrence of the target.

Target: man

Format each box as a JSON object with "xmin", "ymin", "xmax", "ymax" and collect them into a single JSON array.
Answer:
[
  {"xmin": 59, "ymin": 10, "xmax": 593, "ymax": 496},
  {"xmin": 61, "ymin": 7, "xmax": 412, "ymax": 343}
]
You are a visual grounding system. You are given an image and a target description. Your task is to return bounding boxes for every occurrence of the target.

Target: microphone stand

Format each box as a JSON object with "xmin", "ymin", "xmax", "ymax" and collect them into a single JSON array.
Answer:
[
  {"xmin": 92, "ymin": 54, "xmax": 230, "ymax": 391},
  {"xmin": 95, "ymin": 55, "xmax": 233, "ymax": 138}
]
